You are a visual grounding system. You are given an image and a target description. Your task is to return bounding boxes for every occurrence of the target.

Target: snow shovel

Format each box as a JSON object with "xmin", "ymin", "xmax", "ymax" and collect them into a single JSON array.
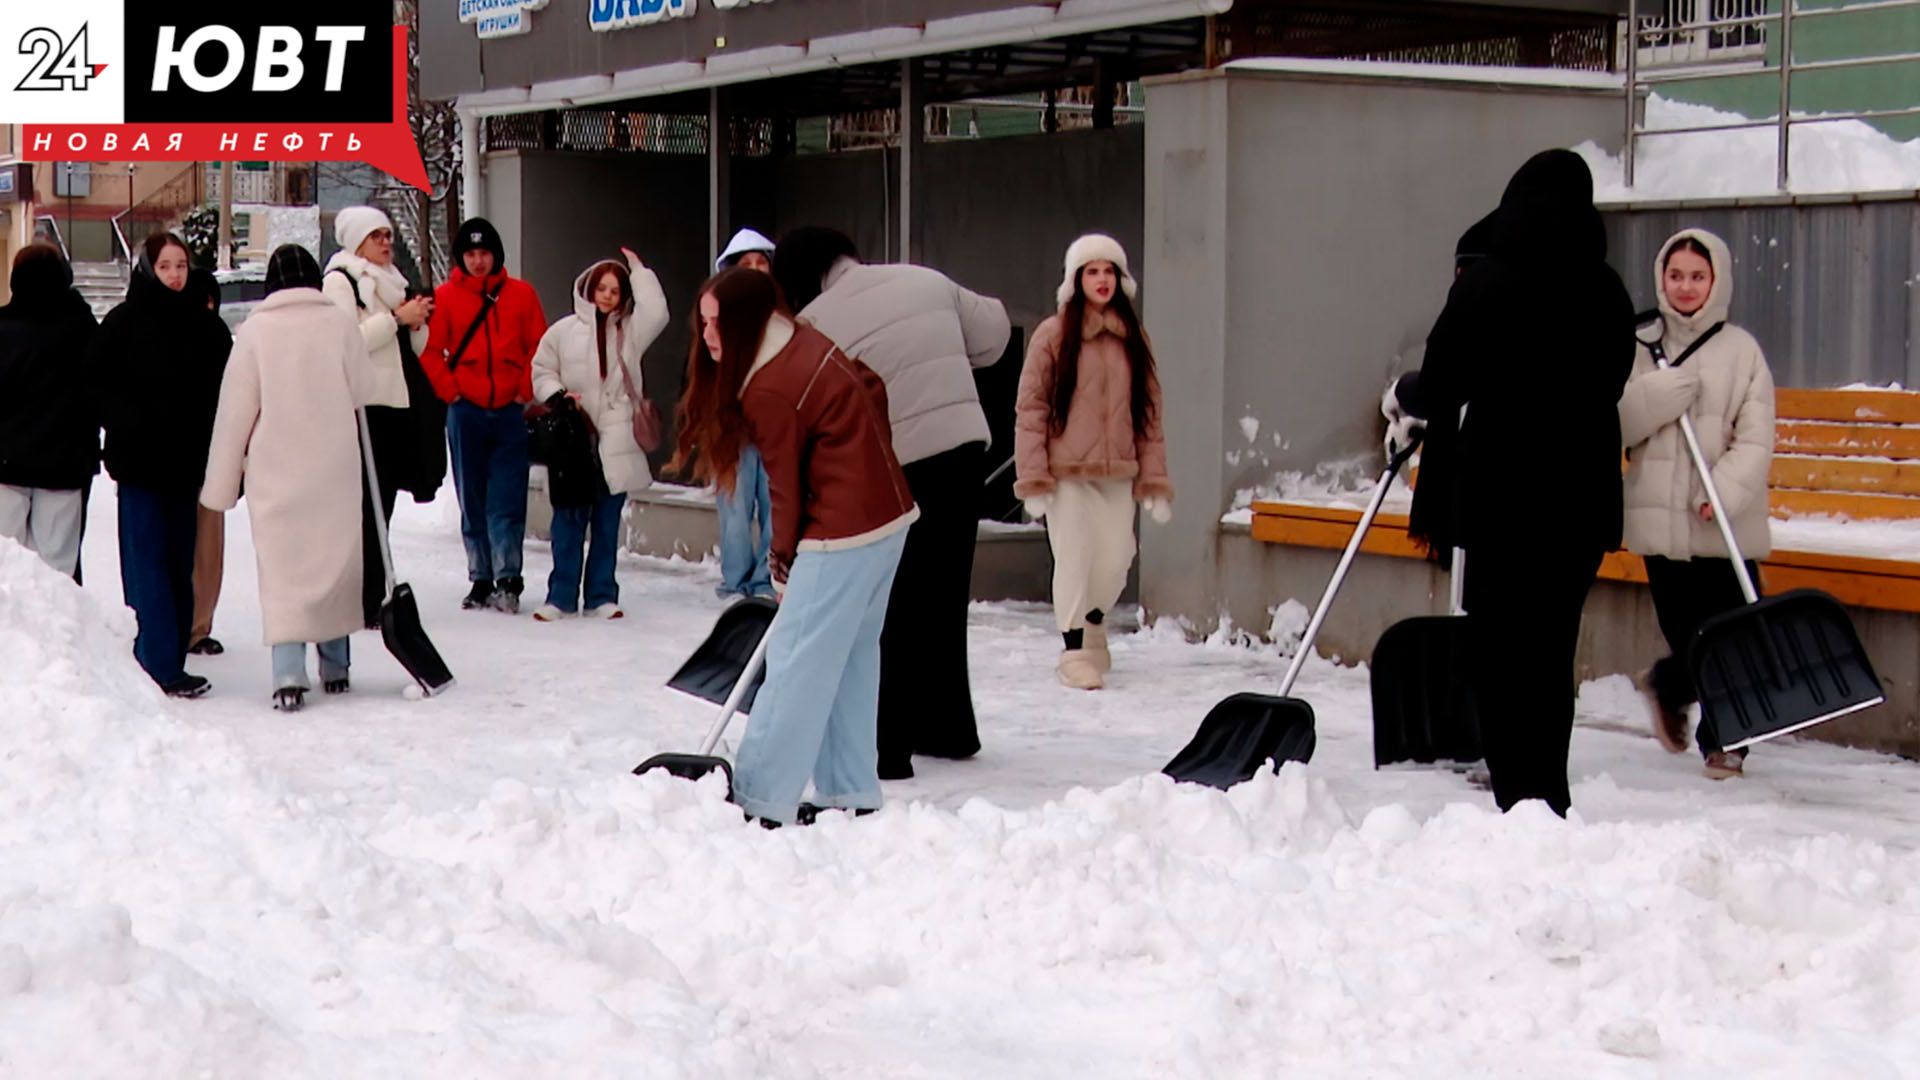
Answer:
[
  {"xmin": 1164, "ymin": 436, "xmax": 1422, "ymax": 789},
  {"xmin": 1370, "ymin": 546, "xmax": 1482, "ymax": 767},
  {"xmin": 665, "ymin": 596, "xmax": 776, "ymax": 709},
  {"xmin": 1641, "ymin": 323, "xmax": 1884, "ymax": 750},
  {"xmin": 632, "ymin": 605, "xmax": 776, "ymax": 785},
  {"xmin": 356, "ymin": 408, "xmax": 455, "ymax": 696}
]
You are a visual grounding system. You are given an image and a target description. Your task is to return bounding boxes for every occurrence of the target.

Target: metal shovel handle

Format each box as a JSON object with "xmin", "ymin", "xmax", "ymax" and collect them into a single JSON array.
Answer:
[
  {"xmin": 1278, "ymin": 436, "xmax": 1421, "ymax": 696},
  {"xmin": 1647, "ymin": 342, "xmax": 1761, "ymax": 605},
  {"xmin": 355, "ymin": 407, "xmax": 399, "ymax": 606},
  {"xmin": 697, "ymin": 615, "xmax": 776, "ymax": 756}
]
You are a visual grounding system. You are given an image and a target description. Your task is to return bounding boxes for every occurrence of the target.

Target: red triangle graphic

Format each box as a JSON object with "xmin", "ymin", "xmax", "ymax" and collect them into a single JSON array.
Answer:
[{"xmin": 92, "ymin": 63, "xmax": 108, "ymax": 77}]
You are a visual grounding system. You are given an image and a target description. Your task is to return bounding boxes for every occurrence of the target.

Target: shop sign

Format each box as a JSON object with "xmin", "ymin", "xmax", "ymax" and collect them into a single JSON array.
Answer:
[
  {"xmin": 589, "ymin": 0, "xmax": 773, "ymax": 35},
  {"xmin": 461, "ymin": 0, "xmax": 547, "ymax": 40}
]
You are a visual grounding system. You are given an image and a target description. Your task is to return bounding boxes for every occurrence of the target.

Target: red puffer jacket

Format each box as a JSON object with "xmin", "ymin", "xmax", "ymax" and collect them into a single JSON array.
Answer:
[{"xmin": 424, "ymin": 269, "xmax": 548, "ymax": 409}]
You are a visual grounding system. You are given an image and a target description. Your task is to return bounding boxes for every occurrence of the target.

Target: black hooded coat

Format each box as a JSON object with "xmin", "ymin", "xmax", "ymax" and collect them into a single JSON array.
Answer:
[
  {"xmin": 1408, "ymin": 150, "xmax": 1636, "ymax": 568},
  {"xmin": 0, "ymin": 249, "xmax": 100, "ymax": 489},
  {"xmin": 91, "ymin": 252, "xmax": 234, "ymax": 494}
]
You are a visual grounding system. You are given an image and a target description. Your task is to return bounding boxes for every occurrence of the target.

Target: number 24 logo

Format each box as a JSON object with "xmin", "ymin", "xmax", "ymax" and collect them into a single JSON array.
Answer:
[{"xmin": 16, "ymin": 25, "xmax": 104, "ymax": 92}]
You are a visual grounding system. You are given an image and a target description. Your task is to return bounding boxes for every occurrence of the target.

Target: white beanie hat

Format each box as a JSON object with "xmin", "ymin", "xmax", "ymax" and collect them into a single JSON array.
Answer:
[
  {"xmin": 716, "ymin": 227, "xmax": 777, "ymax": 273},
  {"xmin": 1057, "ymin": 233, "xmax": 1137, "ymax": 307},
  {"xmin": 335, "ymin": 206, "xmax": 393, "ymax": 259}
]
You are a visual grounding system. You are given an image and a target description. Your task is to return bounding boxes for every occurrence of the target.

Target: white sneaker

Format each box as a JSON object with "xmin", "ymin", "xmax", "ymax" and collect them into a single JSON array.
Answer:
[
  {"xmin": 1057, "ymin": 649, "xmax": 1104, "ymax": 690},
  {"xmin": 531, "ymin": 604, "xmax": 569, "ymax": 622},
  {"xmin": 586, "ymin": 604, "xmax": 625, "ymax": 620}
]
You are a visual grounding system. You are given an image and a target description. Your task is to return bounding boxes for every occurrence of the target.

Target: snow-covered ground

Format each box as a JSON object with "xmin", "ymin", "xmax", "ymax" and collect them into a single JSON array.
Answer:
[{"xmin": 3, "ymin": 478, "xmax": 1918, "ymax": 1077}]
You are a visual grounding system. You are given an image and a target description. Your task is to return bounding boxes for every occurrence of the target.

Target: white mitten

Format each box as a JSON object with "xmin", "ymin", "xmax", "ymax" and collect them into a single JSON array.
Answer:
[
  {"xmin": 1024, "ymin": 495, "xmax": 1053, "ymax": 521},
  {"xmin": 1381, "ymin": 376, "xmax": 1426, "ymax": 452},
  {"xmin": 1142, "ymin": 496, "xmax": 1173, "ymax": 525}
]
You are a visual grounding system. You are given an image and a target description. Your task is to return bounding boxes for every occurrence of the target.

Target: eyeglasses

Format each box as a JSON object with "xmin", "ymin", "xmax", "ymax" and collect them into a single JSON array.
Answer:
[{"xmin": 368, "ymin": 229, "xmax": 393, "ymax": 242}]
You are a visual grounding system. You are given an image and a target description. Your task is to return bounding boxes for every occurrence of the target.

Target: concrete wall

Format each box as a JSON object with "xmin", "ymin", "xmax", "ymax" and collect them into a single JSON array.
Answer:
[
  {"xmin": 485, "ymin": 125, "xmax": 1144, "ymax": 481},
  {"xmin": 1140, "ymin": 66, "xmax": 1624, "ymax": 631},
  {"xmin": 1215, "ymin": 528, "xmax": 1920, "ymax": 757}
]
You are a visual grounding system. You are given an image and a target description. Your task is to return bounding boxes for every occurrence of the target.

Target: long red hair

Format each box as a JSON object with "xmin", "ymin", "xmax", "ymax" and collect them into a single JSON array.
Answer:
[{"xmin": 669, "ymin": 267, "xmax": 782, "ymax": 493}]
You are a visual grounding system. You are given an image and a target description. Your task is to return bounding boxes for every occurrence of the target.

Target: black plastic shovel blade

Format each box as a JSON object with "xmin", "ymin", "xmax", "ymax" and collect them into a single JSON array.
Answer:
[
  {"xmin": 1369, "ymin": 616, "xmax": 1481, "ymax": 767},
  {"xmin": 1162, "ymin": 694, "xmax": 1317, "ymax": 789},
  {"xmin": 632, "ymin": 752, "xmax": 734, "ymax": 787},
  {"xmin": 380, "ymin": 582, "xmax": 454, "ymax": 696},
  {"xmin": 667, "ymin": 597, "xmax": 776, "ymax": 711},
  {"xmin": 1690, "ymin": 588, "xmax": 1884, "ymax": 751}
]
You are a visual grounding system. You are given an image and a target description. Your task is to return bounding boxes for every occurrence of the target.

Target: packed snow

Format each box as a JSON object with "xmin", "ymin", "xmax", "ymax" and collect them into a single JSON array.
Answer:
[
  {"xmin": 1581, "ymin": 95, "xmax": 1920, "ymax": 201},
  {"xmin": 2, "ymin": 478, "xmax": 1918, "ymax": 1076}
]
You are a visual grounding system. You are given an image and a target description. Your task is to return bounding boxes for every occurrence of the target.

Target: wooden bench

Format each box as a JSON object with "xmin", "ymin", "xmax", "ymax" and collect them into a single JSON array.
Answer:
[{"xmin": 1251, "ymin": 387, "xmax": 1920, "ymax": 614}]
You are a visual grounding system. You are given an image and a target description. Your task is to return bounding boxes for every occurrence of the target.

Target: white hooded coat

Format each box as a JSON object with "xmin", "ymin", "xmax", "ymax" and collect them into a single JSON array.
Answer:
[
  {"xmin": 531, "ymin": 254, "xmax": 669, "ymax": 495},
  {"xmin": 200, "ymin": 289, "xmax": 376, "ymax": 644},
  {"xmin": 1618, "ymin": 227, "xmax": 1776, "ymax": 560}
]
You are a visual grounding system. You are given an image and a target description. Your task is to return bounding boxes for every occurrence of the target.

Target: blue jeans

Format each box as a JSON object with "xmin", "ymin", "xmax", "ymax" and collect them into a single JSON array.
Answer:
[
  {"xmin": 731, "ymin": 529, "xmax": 908, "ymax": 826},
  {"xmin": 716, "ymin": 445, "xmax": 772, "ymax": 598},
  {"xmin": 547, "ymin": 489, "xmax": 626, "ymax": 612},
  {"xmin": 447, "ymin": 400, "xmax": 529, "ymax": 583},
  {"xmin": 272, "ymin": 638, "xmax": 350, "ymax": 690},
  {"xmin": 118, "ymin": 483, "xmax": 199, "ymax": 686}
]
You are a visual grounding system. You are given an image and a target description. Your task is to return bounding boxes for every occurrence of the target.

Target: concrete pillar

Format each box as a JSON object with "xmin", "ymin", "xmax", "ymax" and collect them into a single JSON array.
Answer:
[
  {"xmin": 899, "ymin": 58, "xmax": 924, "ymax": 263},
  {"xmin": 459, "ymin": 108, "xmax": 483, "ymax": 223},
  {"xmin": 709, "ymin": 88, "xmax": 731, "ymax": 270},
  {"xmin": 1138, "ymin": 74, "xmax": 1232, "ymax": 632}
]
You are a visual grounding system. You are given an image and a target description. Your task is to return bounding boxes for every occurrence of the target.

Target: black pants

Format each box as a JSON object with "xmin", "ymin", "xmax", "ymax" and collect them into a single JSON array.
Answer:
[
  {"xmin": 878, "ymin": 441, "xmax": 986, "ymax": 768},
  {"xmin": 118, "ymin": 483, "xmax": 199, "ymax": 687},
  {"xmin": 1466, "ymin": 545, "xmax": 1604, "ymax": 816},
  {"xmin": 1644, "ymin": 554, "xmax": 1758, "ymax": 759}
]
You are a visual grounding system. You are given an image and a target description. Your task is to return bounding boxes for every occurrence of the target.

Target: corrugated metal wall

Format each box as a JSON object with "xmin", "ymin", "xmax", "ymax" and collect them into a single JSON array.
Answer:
[{"xmin": 1603, "ymin": 196, "xmax": 1920, "ymax": 389}]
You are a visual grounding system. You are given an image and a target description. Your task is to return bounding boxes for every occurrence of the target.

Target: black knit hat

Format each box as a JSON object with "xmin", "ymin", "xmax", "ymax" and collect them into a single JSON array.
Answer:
[
  {"xmin": 452, "ymin": 217, "xmax": 507, "ymax": 269},
  {"xmin": 265, "ymin": 245, "xmax": 323, "ymax": 295}
]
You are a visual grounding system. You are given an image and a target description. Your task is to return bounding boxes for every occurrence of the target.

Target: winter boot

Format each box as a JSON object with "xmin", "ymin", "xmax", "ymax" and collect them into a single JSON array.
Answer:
[
  {"xmin": 462, "ymin": 579, "xmax": 494, "ymax": 611},
  {"xmin": 323, "ymin": 677, "xmax": 350, "ymax": 695},
  {"xmin": 1057, "ymin": 649, "xmax": 1104, "ymax": 690},
  {"xmin": 1638, "ymin": 667, "xmax": 1690, "ymax": 754},
  {"xmin": 531, "ymin": 603, "xmax": 569, "ymax": 622},
  {"xmin": 1703, "ymin": 750, "xmax": 1747, "ymax": 780},
  {"xmin": 491, "ymin": 576, "xmax": 524, "ymax": 614},
  {"xmin": 273, "ymin": 687, "xmax": 305, "ymax": 712},
  {"xmin": 163, "ymin": 674, "xmax": 211, "ymax": 699},
  {"xmin": 188, "ymin": 637, "xmax": 225, "ymax": 656},
  {"xmin": 1084, "ymin": 624, "xmax": 1112, "ymax": 675}
]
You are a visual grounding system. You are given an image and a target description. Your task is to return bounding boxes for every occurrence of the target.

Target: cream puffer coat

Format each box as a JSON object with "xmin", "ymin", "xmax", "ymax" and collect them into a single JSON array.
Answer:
[
  {"xmin": 1618, "ymin": 227, "xmax": 1775, "ymax": 560},
  {"xmin": 531, "ymin": 254, "xmax": 669, "ymax": 495},
  {"xmin": 1013, "ymin": 305, "xmax": 1172, "ymax": 502},
  {"xmin": 321, "ymin": 251, "xmax": 426, "ymax": 409}
]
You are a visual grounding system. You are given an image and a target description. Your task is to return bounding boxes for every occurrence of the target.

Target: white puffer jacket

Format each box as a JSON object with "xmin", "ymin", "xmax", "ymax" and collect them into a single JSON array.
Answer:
[
  {"xmin": 531, "ymin": 254, "xmax": 669, "ymax": 495},
  {"xmin": 798, "ymin": 257, "xmax": 1011, "ymax": 466},
  {"xmin": 1618, "ymin": 227, "xmax": 1776, "ymax": 560},
  {"xmin": 321, "ymin": 251, "xmax": 425, "ymax": 409}
]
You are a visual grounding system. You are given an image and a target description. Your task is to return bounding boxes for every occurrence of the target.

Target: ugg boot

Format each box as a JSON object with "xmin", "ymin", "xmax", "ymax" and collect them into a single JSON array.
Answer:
[
  {"xmin": 1058, "ymin": 649, "xmax": 1104, "ymax": 690},
  {"xmin": 1084, "ymin": 624, "xmax": 1112, "ymax": 674}
]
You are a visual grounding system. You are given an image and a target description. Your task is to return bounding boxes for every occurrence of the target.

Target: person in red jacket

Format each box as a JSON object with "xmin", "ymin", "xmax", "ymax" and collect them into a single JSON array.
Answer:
[{"xmin": 424, "ymin": 218, "xmax": 548, "ymax": 613}]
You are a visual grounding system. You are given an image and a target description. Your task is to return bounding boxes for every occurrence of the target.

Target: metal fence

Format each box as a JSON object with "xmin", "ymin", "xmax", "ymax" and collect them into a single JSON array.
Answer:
[
  {"xmin": 1603, "ymin": 195, "xmax": 1920, "ymax": 387},
  {"xmin": 1624, "ymin": 0, "xmax": 1920, "ymax": 189}
]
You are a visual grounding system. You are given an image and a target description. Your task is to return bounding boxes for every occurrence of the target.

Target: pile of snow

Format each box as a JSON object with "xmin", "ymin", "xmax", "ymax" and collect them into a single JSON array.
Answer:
[
  {"xmin": 12, "ymin": 489, "xmax": 1920, "ymax": 1073},
  {"xmin": 1581, "ymin": 95, "xmax": 1920, "ymax": 201}
]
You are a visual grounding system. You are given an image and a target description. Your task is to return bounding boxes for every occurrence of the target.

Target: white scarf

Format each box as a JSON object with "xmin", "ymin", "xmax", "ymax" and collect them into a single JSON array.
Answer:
[{"xmin": 324, "ymin": 250, "xmax": 409, "ymax": 312}]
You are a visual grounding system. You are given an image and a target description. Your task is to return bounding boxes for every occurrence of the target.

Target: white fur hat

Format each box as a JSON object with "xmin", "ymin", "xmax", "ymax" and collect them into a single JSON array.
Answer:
[
  {"xmin": 1056, "ymin": 233, "xmax": 1137, "ymax": 307},
  {"xmin": 334, "ymin": 206, "xmax": 393, "ymax": 259}
]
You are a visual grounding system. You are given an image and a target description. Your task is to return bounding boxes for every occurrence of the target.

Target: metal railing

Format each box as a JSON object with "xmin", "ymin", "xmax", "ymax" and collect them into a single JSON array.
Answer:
[
  {"xmin": 1624, "ymin": 0, "xmax": 1920, "ymax": 189},
  {"xmin": 33, "ymin": 214, "xmax": 67, "ymax": 260}
]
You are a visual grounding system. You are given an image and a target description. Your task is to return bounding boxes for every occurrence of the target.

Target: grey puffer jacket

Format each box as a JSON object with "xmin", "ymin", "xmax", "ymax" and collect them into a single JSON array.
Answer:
[
  {"xmin": 1618, "ymin": 227, "xmax": 1775, "ymax": 560},
  {"xmin": 797, "ymin": 257, "xmax": 1011, "ymax": 466}
]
